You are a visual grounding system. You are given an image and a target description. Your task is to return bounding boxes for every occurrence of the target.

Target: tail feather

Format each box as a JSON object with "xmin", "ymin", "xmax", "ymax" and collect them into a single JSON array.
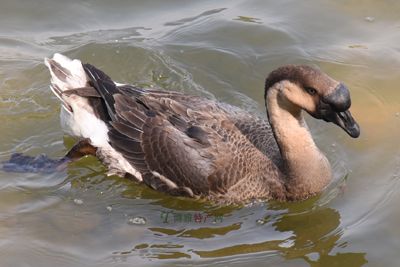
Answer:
[
  {"xmin": 44, "ymin": 54, "xmax": 109, "ymax": 145},
  {"xmin": 45, "ymin": 53, "xmax": 88, "ymax": 90},
  {"xmin": 45, "ymin": 53, "xmax": 90, "ymax": 114},
  {"xmin": 43, "ymin": 53, "xmax": 155, "ymax": 181},
  {"xmin": 83, "ymin": 63, "xmax": 120, "ymax": 121}
]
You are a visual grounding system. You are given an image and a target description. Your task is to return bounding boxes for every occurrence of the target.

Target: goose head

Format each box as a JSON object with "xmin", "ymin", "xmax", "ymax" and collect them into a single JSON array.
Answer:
[{"xmin": 265, "ymin": 65, "xmax": 360, "ymax": 138}]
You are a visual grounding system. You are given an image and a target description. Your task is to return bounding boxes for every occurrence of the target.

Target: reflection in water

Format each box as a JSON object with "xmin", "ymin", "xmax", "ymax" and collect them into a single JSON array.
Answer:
[
  {"xmin": 108, "ymin": 192, "xmax": 367, "ymax": 266},
  {"xmin": 193, "ymin": 206, "xmax": 366, "ymax": 266},
  {"xmin": 273, "ymin": 206, "xmax": 367, "ymax": 266}
]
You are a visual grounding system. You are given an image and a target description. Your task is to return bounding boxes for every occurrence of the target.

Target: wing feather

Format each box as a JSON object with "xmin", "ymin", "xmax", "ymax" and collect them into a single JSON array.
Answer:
[{"xmin": 83, "ymin": 64, "xmax": 278, "ymax": 198}]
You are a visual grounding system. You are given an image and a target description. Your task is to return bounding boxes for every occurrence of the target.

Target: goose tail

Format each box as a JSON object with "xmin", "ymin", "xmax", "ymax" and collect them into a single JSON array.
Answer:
[
  {"xmin": 44, "ymin": 53, "xmax": 90, "ymax": 114},
  {"xmin": 44, "ymin": 53, "xmax": 110, "ymax": 147}
]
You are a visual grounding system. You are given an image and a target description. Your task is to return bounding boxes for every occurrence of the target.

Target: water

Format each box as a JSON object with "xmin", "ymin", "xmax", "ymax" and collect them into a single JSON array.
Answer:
[{"xmin": 1, "ymin": 0, "xmax": 400, "ymax": 266}]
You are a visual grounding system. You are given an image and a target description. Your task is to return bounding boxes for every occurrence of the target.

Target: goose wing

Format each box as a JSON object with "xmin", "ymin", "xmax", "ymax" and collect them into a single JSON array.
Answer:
[
  {"xmin": 83, "ymin": 64, "xmax": 244, "ymax": 197},
  {"xmin": 115, "ymin": 86, "xmax": 281, "ymax": 165}
]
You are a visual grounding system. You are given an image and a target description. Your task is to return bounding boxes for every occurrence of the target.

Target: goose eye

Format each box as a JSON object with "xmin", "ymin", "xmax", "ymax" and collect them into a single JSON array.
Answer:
[{"xmin": 305, "ymin": 87, "xmax": 317, "ymax": 96}]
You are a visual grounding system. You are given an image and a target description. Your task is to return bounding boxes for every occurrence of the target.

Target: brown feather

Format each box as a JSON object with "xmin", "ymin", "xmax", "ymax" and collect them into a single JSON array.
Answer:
[{"xmin": 63, "ymin": 87, "xmax": 101, "ymax": 98}]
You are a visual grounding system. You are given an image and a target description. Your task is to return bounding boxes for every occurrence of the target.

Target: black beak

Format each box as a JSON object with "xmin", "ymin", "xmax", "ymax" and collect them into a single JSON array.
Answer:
[
  {"xmin": 330, "ymin": 109, "xmax": 360, "ymax": 138},
  {"xmin": 316, "ymin": 83, "xmax": 360, "ymax": 138}
]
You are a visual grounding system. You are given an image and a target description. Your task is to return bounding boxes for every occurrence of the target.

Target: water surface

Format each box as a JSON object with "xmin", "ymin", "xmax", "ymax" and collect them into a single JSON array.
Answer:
[{"xmin": 1, "ymin": 1, "xmax": 400, "ymax": 266}]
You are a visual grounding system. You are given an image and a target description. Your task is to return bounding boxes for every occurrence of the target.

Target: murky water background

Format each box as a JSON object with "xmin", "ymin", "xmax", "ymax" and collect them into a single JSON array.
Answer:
[{"xmin": 1, "ymin": 0, "xmax": 400, "ymax": 266}]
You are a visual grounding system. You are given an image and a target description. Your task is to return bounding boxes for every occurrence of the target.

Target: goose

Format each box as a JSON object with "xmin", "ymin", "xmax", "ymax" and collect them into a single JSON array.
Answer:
[{"xmin": 41, "ymin": 53, "xmax": 359, "ymax": 203}]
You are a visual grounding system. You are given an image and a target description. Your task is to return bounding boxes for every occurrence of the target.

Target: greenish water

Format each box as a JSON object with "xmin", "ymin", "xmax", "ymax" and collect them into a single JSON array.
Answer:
[{"xmin": 1, "ymin": 1, "xmax": 400, "ymax": 266}]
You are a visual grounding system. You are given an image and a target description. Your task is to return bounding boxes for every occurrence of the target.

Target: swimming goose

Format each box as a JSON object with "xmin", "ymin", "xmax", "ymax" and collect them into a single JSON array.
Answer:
[{"xmin": 43, "ymin": 53, "xmax": 359, "ymax": 203}]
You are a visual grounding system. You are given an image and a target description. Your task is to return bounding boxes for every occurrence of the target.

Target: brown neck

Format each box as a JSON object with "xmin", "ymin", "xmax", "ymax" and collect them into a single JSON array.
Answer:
[{"xmin": 266, "ymin": 82, "xmax": 331, "ymax": 200}]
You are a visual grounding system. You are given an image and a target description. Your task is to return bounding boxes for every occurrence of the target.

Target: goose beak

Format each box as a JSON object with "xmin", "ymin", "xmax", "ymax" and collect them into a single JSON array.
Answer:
[
  {"xmin": 331, "ymin": 109, "xmax": 360, "ymax": 138},
  {"xmin": 319, "ymin": 83, "xmax": 360, "ymax": 138}
]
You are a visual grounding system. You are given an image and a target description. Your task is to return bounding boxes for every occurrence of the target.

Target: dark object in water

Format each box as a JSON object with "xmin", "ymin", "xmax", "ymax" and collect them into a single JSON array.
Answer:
[
  {"xmin": 2, "ymin": 153, "xmax": 68, "ymax": 173},
  {"xmin": 2, "ymin": 139, "xmax": 97, "ymax": 173}
]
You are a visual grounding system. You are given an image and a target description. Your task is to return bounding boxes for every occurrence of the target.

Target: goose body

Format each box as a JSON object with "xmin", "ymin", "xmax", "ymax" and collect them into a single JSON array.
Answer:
[{"xmin": 44, "ymin": 53, "xmax": 359, "ymax": 203}]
